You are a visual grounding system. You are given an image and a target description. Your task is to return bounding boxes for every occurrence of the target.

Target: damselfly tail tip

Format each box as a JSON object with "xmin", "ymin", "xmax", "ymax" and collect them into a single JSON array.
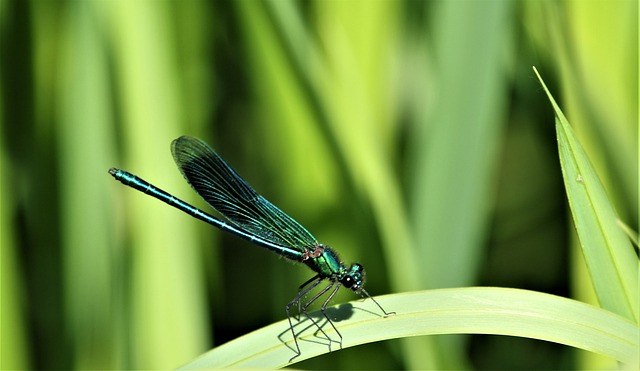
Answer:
[{"xmin": 108, "ymin": 167, "xmax": 119, "ymax": 176}]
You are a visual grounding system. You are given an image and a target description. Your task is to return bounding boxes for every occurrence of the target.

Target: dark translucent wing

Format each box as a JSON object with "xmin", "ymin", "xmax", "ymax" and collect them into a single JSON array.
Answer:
[{"xmin": 171, "ymin": 135, "xmax": 317, "ymax": 250}]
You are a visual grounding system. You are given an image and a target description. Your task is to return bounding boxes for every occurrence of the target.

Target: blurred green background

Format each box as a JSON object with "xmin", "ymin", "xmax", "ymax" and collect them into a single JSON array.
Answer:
[{"xmin": 1, "ymin": 0, "xmax": 637, "ymax": 369}]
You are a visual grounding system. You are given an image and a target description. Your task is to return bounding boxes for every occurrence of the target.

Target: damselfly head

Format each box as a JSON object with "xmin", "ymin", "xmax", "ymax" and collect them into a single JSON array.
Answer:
[{"xmin": 341, "ymin": 263, "xmax": 365, "ymax": 292}]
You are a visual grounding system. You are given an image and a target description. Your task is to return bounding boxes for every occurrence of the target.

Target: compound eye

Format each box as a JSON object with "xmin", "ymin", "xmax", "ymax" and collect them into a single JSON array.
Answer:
[
  {"xmin": 342, "ymin": 275, "xmax": 354, "ymax": 288},
  {"xmin": 341, "ymin": 274, "xmax": 363, "ymax": 291}
]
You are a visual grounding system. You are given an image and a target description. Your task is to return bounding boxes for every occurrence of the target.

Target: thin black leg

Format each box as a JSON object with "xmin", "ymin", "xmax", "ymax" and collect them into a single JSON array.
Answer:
[
  {"xmin": 294, "ymin": 275, "xmax": 320, "ymax": 320},
  {"xmin": 300, "ymin": 281, "xmax": 341, "ymax": 349},
  {"xmin": 305, "ymin": 282, "xmax": 343, "ymax": 349},
  {"xmin": 286, "ymin": 276, "xmax": 324, "ymax": 361},
  {"xmin": 360, "ymin": 288, "xmax": 395, "ymax": 316}
]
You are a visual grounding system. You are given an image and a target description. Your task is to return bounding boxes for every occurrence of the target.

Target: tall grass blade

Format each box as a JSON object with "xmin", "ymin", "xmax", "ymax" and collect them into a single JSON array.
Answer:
[{"xmin": 534, "ymin": 67, "xmax": 639, "ymax": 323}]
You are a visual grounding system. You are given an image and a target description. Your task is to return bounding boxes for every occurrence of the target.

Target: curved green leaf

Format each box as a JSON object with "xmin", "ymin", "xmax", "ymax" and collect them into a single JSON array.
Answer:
[
  {"xmin": 178, "ymin": 288, "xmax": 639, "ymax": 369},
  {"xmin": 533, "ymin": 67, "xmax": 639, "ymax": 323}
]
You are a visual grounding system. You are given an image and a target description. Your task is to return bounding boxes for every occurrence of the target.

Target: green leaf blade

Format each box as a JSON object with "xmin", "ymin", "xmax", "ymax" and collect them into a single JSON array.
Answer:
[
  {"xmin": 178, "ymin": 288, "xmax": 639, "ymax": 369},
  {"xmin": 533, "ymin": 67, "xmax": 639, "ymax": 323}
]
